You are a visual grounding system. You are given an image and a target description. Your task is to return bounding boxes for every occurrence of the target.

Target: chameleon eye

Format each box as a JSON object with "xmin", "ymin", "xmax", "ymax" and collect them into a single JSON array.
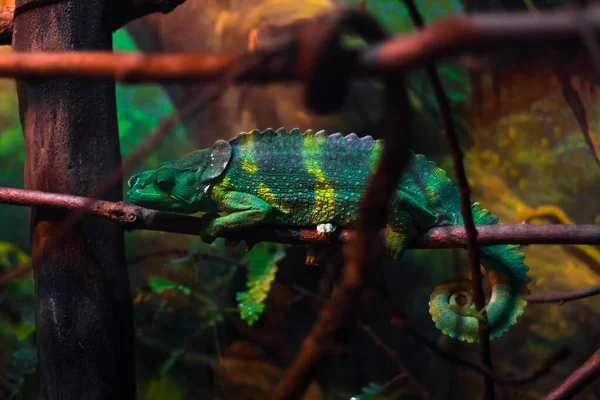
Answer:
[{"xmin": 153, "ymin": 168, "xmax": 176, "ymax": 192}]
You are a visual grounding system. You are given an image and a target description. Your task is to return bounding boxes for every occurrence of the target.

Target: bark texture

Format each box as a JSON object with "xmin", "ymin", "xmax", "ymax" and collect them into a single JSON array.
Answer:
[{"xmin": 12, "ymin": 1, "xmax": 135, "ymax": 399}]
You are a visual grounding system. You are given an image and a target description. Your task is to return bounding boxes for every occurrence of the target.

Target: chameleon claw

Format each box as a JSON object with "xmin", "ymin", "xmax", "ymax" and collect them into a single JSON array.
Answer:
[
  {"xmin": 434, "ymin": 211, "xmax": 451, "ymax": 226},
  {"xmin": 316, "ymin": 223, "xmax": 337, "ymax": 236},
  {"xmin": 306, "ymin": 247, "xmax": 319, "ymax": 266}
]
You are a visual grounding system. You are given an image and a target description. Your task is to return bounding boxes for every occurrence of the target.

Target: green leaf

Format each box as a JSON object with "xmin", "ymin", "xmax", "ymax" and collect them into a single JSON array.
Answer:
[
  {"xmin": 236, "ymin": 243, "xmax": 286, "ymax": 325},
  {"xmin": 361, "ymin": 382, "xmax": 383, "ymax": 396},
  {"xmin": 147, "ymin": 276, "xmax": 191, "ymax": 296},
  {"xmin": 14, "ymin": 323, "xmax": 35, "ymax": 342},
  {"xmin": 159, "ymin": 348, "xmax": 184, "ymax": 377},
  {"xmin": 0, "ymin": 241, "xmax": 32, "ymax": 282},
  {"xmin": 7, "ymin": 346, "xmax": 38, "ymax": 388},
  {"xmin": 341, "ymin": 34, "xmax": 368, "ymax": 50},
  {"xmin": 346, "ymin": 381, "xmax": 395, "ymax": 400}
]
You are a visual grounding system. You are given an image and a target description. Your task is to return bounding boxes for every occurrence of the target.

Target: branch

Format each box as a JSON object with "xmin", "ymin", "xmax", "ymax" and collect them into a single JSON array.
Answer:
[
  {"xmin": 0, "ymin": 51, "xmax": 241, "ymax": 81},
  {"xmin": 365, "ymin": 7, "xmax": 600, "ymax": 75},
  {"xmin": 0, "ymin": 187, "xmax": 599, "ymax": 248},
  {"xmin": 527, "ymin": 285, "xmax": 600, "ymax": 304},
  {"xmin": 0, "ymin": 1, "xmax": 187, "ymax": 45},
  {"xmin": 2, "ymin": 7, "xmax": 600, "ymax": 80},
  {"xmin": 541, "ymin": 349, "xmax": 600, "ymax": 400}
]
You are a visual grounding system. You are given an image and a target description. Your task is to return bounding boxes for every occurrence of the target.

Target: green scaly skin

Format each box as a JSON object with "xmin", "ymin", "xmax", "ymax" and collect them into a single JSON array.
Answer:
[{"xmin": 127, "ymin": 127, "xmax": 531, "ymax": 342}]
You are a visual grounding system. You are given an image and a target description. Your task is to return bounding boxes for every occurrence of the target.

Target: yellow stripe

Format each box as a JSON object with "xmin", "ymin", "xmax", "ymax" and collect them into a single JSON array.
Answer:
[
  {"xmin": 370, "ymin": 141, "xmax": 383, "ymax": 173},
  {"xmin": 258, "ymin": 183, "xmax": 291, "ymax": 213},
  {"xmin": 239, "ymin": 133, "xmax": 258, "ymax": 174},
  {"xmin": 303, "ymin": 134, "xmax": 335, "ymax": 219}
]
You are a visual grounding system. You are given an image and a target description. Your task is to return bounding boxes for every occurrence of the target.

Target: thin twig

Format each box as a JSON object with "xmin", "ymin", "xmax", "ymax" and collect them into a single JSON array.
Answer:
[
  {"xmin": 357, "ymin": 321, "xmax": 429, "ymax": 399},
  {"xmin": 401, "ymin": 322, "xmax": 572, "ymax": 385},
  {"xmin": 401, "ymin": 0, "xmax": 494, "ymax": 397},
  {"xmin": 126, "ymin": 248, "xmax": 247, "ymax": 270},
  {"xmin": 541, "ymin": 349, "xmax": 600, "ymax": 399},
  {"xmin": 377, "ymin": 372, "xmax": 408, "ymax": 395},
  {"xmin": 0, "ymin": 264, "xmax": 32, "ymax": 287},
  {"xmin": 526, "ymin": 285, "xmax": 600, "ymax": 304},
  {"xmin": 575, "ymin": 4, "xmax": 600, "ymax": 80},
  {"xmin": 558, "ymin": 70, "xmax": 600, "ymax": 164}
]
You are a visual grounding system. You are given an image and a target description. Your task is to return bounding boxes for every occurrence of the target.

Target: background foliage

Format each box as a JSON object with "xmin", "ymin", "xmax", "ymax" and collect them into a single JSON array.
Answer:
[{"xmin": 0, "ymin": 0, "xmax": 599, "ymax": 398}]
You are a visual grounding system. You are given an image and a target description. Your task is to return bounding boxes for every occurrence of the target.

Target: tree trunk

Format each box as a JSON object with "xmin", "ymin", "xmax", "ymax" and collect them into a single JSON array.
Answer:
[{"xmin": 12, "ymin": 1, "xmax": 135, "ymax": 399}]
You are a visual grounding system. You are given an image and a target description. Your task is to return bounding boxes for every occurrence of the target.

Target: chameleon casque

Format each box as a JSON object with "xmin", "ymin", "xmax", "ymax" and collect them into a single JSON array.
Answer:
[{"xmin": 127, "ymin": 127, "xmax": 530, "ymax": 343}]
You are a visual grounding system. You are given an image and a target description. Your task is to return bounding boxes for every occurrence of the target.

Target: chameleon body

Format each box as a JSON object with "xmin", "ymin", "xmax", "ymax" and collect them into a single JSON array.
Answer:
[{"xmin": 127, "ymin": 128, "xmax": 530, "ymax": 342}]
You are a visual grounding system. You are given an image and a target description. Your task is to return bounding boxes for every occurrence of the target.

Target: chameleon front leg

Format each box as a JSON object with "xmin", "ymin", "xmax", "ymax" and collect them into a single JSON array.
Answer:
[{"xmin": 200, "ymin": 191, "xmax": 273, "ymax": 243}]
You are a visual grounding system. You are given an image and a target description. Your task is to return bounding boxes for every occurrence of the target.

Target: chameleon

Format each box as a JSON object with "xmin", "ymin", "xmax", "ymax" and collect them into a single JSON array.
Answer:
[{"xmin": 127, "ymin": 127, "xmax": 530, "ymax": 343}]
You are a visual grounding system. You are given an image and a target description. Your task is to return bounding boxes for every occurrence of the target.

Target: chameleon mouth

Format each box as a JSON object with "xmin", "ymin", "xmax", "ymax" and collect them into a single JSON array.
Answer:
[
  {"xmin": 127, "ymin": 188, "xmax": 197, "ymax": 213},
  {"xmin": 127, "ymin": 188, "xmax": 172, "ymax": 207}
]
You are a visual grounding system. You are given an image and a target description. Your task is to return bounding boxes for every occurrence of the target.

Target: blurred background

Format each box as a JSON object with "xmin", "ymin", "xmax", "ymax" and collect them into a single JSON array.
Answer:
[{"xmin": 0, "ymin": 0, "xmax": 599, "ymax": 398}]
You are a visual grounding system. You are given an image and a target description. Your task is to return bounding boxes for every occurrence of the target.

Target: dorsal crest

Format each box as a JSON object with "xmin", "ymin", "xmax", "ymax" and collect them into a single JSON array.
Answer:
[{"xmin": 230, "ymin": 127, "xmax": 378, "ymax": 150}]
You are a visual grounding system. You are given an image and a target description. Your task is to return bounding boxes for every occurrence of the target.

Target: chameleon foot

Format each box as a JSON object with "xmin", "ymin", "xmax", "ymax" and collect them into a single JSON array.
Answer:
[
  {"xmin": 306, "ymin": 248, "xmax": 319, "ymax": 266},
  {"xmin": 199, "ymin": 213, "xmax": 220, "ymax": 244},
  {"xmin": 316, "ymin": 223, "xmax": 337, "ymax": 237}
]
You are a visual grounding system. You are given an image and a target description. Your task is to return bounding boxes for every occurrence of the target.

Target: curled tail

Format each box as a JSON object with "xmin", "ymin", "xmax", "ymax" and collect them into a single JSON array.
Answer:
[
  {"xmin": 428, "ymin": 202, "xmax": 530, "ymax": 342},
  {"xmin": 404, "ymin": 152, "xmax": 530, "ymax": 342}
]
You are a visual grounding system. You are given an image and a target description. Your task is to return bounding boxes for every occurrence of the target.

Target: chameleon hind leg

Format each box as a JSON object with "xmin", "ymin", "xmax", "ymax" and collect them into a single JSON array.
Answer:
[
  {"xmin": 200, "ymin": 191, "xmax": 273, "ymax": 243},
  {"xmin": 306, "ymin": 223, "xmax": 340, "ymax": 266},
  {"xmin": 384, "ymin": 213, "xmax": 414, "ymax": 260}
]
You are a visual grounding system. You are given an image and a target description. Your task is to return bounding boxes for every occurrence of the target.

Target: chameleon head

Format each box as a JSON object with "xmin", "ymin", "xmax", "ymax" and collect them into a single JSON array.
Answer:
[{"xmin": 127, "ymin": 139, "xmax": 233, "ymax": 213}]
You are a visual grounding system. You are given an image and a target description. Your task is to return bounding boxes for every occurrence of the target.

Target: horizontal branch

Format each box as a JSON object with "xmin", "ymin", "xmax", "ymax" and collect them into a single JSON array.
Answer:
[
  {"xmin": 1, "ymin": 187, "xmax": 599, "ymax": 248},
  {"xmin": 364, "ymin": 7, "xmax": 600, "ymax": 75},
  {"xmin": 527, "ymin": 285, "xmax": 600, "ymax": 304},
  {"xmin": 1, "ymin": 7, "xmax": 600, "ymax": 82},
  {"xmin": 0, "ymin": 51, "xmax": 240, "ymax": 82}
]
